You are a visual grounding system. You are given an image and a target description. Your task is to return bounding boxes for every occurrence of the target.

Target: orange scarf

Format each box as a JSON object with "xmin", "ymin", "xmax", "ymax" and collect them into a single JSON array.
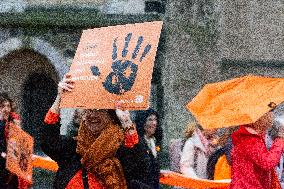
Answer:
[{"xmin": 76, "ymin": 121, "xmax": 127, "ymax": 189}]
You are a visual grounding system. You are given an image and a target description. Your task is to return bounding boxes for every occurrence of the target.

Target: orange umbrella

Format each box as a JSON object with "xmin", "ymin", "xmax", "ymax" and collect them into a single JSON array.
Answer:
[{"xmin": 187, "ymin": 75, "xmax": 284, "ymax": 129}]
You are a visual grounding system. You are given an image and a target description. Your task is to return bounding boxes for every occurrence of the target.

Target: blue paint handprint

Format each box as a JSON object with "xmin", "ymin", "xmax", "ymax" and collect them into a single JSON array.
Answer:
[{"xmin": 102, "ymin": 33, "xmax": 151, "ymax": 95}]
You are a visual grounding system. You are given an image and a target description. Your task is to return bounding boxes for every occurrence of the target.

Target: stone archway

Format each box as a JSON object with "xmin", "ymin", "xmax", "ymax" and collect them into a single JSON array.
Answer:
[
  {"xmin": 0, "ymin": 37, "xmax": 76, "ymax": 137},
  {"xmin": 0, "ymin": 37, "xmax": 69, "ymax": 79},
  {"xmin": 22, "ymin": 72, "xmax": 57, "ymax": 152},
  {"xmin": 0, "ymin": 49, "xmax": 59, "ymax": 152}
]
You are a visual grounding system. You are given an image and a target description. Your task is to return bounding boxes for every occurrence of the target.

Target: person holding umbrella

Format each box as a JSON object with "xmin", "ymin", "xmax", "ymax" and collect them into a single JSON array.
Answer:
[
  {"xmin": 230, "ymin": 104, "xmax": 284, "ymax": 189},
  {"xmin": 186, "ymin": 75, "xmax": 284, "ymax": 189}
]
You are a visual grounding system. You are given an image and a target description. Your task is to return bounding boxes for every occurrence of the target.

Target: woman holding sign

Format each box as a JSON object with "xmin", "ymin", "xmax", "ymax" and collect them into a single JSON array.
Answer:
[
  {"xmin": 0, "ymin": 93, "xmax": 30, "ymax": 189},
  {"xmin": 41, "ymin": 74, "xmax": 138, "ymax": 189}
]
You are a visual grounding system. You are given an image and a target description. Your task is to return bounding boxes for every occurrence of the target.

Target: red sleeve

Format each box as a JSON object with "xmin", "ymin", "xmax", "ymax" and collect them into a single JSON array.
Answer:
[
  {"xmin": 44, "ymin": 109, "xmax": 60, "ymax": 125},
  {"xmin": 18, "ymin": 177, "xmax": 32, "ymax": 189},
  {"xmin": 124, "ymin": 128, "xmax": 139, "ymax": 148},
  {"xmin": 10, "ymin": 112, "xmax": 20, "ymax": 121},
  {"xmin": 246, "ymin": 137, "xmax": 284, "ymax": 170}
]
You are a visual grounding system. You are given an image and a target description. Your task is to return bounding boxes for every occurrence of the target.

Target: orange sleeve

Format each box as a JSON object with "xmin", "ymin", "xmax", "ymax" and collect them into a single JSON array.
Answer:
[
  {"xmin": 44, "ymin": 109, "xmax": 60, "ymax": 125},
  {"xmin": 214, "ymin": 155, "xmax": 231, "ymax": 180},
  {"xmin": 124, "ymin": 126, "xmax": 139, "ymax": 148},
  {"xmin": 10, "ymin": 112, "xmax": 21, "ymax": 121},
  {"xmin": 18, "ymin": 177, "xmax": 32, "ymax": 189}
]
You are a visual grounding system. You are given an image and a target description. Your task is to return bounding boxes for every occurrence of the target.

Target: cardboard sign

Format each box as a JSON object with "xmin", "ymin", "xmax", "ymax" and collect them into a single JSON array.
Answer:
[
  {"xmin": 6, "ymin": 123, "xmax": 34, "ymax": 183},
  {"xmin": 60, "ymin": 21, "xmax": 163, "ymax": 110}
]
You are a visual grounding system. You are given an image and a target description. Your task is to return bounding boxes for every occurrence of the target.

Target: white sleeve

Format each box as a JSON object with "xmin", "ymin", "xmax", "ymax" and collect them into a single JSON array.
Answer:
[{"xmin": 180, "ymin": 139, "xmax": 198, "ymax": 178}]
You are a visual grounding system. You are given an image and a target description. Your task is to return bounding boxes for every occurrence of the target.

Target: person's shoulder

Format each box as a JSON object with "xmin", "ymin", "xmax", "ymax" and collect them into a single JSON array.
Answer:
[
  {"xmin": 106, "ymin": 124, "xmax": 124, "ymax": 138},
  {"xmin": 183, "ymin": 137, "xmax": 195, "ymax": 148},
  {"xmin": 10, "ymin": 112, "xmax": 20, "ymax": 120},
  {"xmin": 108, "ymin": 124, "xmax": 122, "ymax": 131}
]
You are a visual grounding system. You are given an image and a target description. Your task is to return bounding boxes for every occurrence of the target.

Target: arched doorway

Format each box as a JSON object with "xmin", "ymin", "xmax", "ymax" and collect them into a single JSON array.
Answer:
[
  {"xmin": 0, "ymin": 49, "xmax": 59, "ymax": 153},
  {"xmin": 22, "ymin": 73, "xmax": 57, "ymax": 152}
]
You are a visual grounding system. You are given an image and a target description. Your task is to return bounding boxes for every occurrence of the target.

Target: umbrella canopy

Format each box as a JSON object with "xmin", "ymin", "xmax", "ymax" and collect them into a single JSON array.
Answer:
[{"xmin": 187, "ymin": 75, "xmax": 284, "ymax": 129}]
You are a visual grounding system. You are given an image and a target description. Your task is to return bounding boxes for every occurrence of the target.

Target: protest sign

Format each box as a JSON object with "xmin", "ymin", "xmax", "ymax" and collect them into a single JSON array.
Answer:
[
  {"xmin": 61, "ymin": 21, "xmax": 163, "ymax": 110},
  {"xmin": 6, "ymin": 123, "xmax": 33, "ymax": 183}
]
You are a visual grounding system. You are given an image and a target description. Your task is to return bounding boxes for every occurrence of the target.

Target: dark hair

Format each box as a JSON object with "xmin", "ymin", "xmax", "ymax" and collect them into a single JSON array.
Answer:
[
  {"xmin": 0, "ymin": 92, "xmax": 15, "ymax": 112},
  {"xmin": 135, "ymin": 108, "xmax": 163, "ymax": 146}
]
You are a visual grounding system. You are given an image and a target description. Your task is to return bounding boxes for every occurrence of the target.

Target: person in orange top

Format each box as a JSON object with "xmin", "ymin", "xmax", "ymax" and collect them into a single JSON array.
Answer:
[
  {"xmin": 207, "ymin": 127, "xmax": 237, "ymax": 181},
  {"xmin": 41, "ymin": 74, "xmax": 138, "ymax": 189}
]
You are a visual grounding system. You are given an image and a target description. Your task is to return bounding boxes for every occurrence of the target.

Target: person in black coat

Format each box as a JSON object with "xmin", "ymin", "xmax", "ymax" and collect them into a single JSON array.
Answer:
[
  {"xmin": 117, "ymin": 108, "xmax": 163, "ymax": 189},
  {"xmin": 40, "ymin": 74, "xmax": 131, "ymax": 189},
  {"xmin": 0, "ymin": 120, "xmax": 19, "ymax": 189},
  {"xmin": 40, "ymin": 74, "xmax": 104, "ymax": 189},
  {"xmin": 40, "ymin": 112, "xmax": 83, "ymax": 189}
]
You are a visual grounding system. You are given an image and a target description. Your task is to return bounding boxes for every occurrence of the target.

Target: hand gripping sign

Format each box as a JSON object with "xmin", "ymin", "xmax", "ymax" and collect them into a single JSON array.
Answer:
[
  {"xmin": 6, "ymin": 123, "xmax": 34, "ymax": 183},
  {"xmin": 60, "ymin": 21, "xmax": 163, "ymax": 110}
]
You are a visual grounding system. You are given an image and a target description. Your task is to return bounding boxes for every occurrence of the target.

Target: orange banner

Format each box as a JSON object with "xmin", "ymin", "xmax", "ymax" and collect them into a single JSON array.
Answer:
[
  {"xmin": 160, "ymin": 170, "xmax": 230, "ymax": 189},
  {"xmin": 30, "ymin": 158, "xmax": 231, "ymax": 189},
  {"xmin": 60, "ymin": 21, "xmax": 163, "ymax": 110},
  {"xmin": 6, "ymin": 123, "xmax": 34, "ymax": 183},
  {"xmin": 32, "ymin": 155, "xmax": 58, "ymax": 172}
]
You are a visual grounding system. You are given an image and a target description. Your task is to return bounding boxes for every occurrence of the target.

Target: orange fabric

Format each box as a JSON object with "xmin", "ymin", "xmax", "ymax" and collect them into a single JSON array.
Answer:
[
  {"xmin": 2, "ymin": 113, "xmax": 26, "ymax": 189},
  {"xmin": 18, "ymin": 178, "xmax": 31, "ymax": 189},
  {"xmin": 76, "ymin": 122, "xmax": 127, "ymax": 189},
  {"xmin": 32, "ymin": 155, "xmax": 58, "ymax": 172},
  {"xmin": 60, "ymin": 21, "xmax": 163, "ymax": 110},
  {"xmin": 31, "ymin": 158, "xmax": 233, "ymax": 189},
  {"xmin": 214, "ymin": 155, "xmax": 231, "ymax": 180},
  {"xmin": 66, "ymin": 169, "xmax": 104, "ymax": 189},
  {"xmin": 160, "ymin": 171, "xmax": 230, "ymax": 189},
  {"xmin": 271, "ymin": 170, "xmax": 282, "ymax": 189},
  {"xmin": 187, "ymin": 75, "xmax": 284, "ymax": 129},
  {"xmin": 44, "ymin": 110, "xmax": 59, "ymax": 125},
  {"xmin": 4, "ymin": 112, "xmax": 21, "ymax": 140},
  {"xmin": 124, "ymin": 129, "xmax": 138, "ymax": 148}
]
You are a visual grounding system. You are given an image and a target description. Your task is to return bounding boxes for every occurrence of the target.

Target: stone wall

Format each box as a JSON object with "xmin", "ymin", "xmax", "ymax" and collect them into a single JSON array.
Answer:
[
  {"xmin": 0, "ymin": 0, "xmax": 147, "ymax": 14},
  {"xmin": 162, "ymin": 0, "xmax": 221, "ymax": 146},
  {"xmin": 161, "ymin": 0, "xmax": 284, "ymax": 149},
  {"xmin": 219, "ymin": 0, "xmax": 284, "ymax": 61},
  {"xmin": 0, "ymin": 27, "xmax": 75, "ymax": 133}
]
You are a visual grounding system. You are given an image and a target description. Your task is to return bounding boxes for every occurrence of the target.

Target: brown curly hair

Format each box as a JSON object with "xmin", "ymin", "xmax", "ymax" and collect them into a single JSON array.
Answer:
[
  {"xmin": 0, "ymin": 92, "xmax": 16, "ymax": 112},
  {"xmin": 184, "ymin": 122, "xmax": 198, "ymax": 140}
]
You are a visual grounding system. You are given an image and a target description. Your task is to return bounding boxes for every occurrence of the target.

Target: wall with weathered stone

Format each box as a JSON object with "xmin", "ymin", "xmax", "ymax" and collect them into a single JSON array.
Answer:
[
  {"xmin": 0, "ymin": 0, "xmax": 147, "ymax": 14},
  {"xmin": 161, "ymin": 0, "xmax": 284, "ymax": 149},
  {"xmin": 162, "ymin": 0, "xmax": 221, "ymax": 146},
  {"xmin": 219, "ymin": 0, "xmax": 284, "ymax": 61},
  {"xmin": 0, "ymin": 27, "xmax": 76, "ymax": 133}
]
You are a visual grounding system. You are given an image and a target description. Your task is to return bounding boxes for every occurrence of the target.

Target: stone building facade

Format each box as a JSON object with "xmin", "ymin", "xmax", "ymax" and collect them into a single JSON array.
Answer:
[
  {"xmin": 1, "ymin": 0, "xmax": 284, "ymax": 162},
  {"xmin": 162, "ymin": 0, "xmax": 284, "ymax": 146}
]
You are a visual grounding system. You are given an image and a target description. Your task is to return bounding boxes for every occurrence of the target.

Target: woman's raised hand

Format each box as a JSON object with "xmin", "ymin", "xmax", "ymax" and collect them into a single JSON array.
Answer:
[
  {"xmin": 50, "ymin": 74, "xmax": 74, "ymax": 114},
  {"xmin": 115, "ymin": 101, "xmax": 132, "ymax": 129},
  {"xmin": 58, "ymin": 74, "xmax": 74, "ymax": 96}
]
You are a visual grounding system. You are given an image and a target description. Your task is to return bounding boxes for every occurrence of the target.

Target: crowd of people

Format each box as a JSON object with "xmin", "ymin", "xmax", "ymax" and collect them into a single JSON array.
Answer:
[
  {"xmin": 1, "ymin": 74, "xmax": 284, "ymax": 189},
  {"xmin": 173, "ymin": 107, "xmax": 284, "ymax": 189}
]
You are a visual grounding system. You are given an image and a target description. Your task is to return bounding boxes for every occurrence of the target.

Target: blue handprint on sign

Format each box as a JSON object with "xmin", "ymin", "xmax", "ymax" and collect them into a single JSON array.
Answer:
[{"xmin": 102, "ymin": 33, "xmax": 152, "ymax": 95}]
